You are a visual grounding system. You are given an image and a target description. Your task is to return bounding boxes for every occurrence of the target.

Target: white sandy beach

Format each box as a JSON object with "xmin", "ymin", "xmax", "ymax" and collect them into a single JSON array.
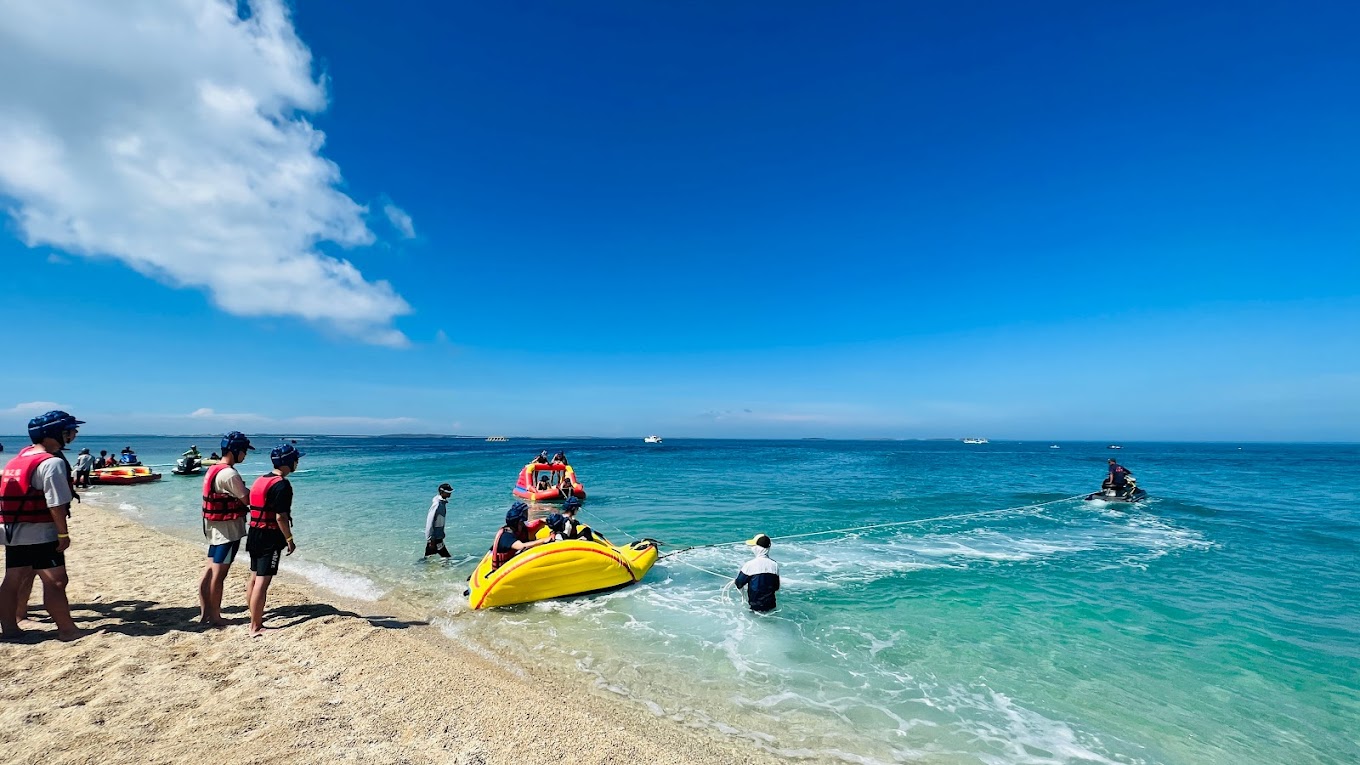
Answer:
[{"xmin": 0, "ymin": 502, "xmax": 783, "ymax": 765}]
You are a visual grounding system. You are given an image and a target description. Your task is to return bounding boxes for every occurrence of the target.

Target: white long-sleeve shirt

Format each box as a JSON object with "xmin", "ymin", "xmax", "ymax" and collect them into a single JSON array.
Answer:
[{"xmin": 425, "ymin": 495, "xmax": 448, "ymax": 540}]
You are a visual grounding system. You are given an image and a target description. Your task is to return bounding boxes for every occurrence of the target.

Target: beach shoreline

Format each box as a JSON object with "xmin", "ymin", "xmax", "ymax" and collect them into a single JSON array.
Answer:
[{"xmin": 0, "ymin": 499, "xmax": 780, "ymax": 765}]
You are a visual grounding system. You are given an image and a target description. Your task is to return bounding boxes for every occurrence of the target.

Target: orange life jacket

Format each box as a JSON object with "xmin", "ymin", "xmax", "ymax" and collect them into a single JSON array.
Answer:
[
  {"xmin": 0, "ymin": 446, "xmax": 60, "ymax": 524},
  {"xmin": 490, "ymin": 520, "xmax": 542, "ymax": 569},
  {"xmin": 201, "ymin": 463, "xmax": 248, "ymax": 521},
  {"xmin": 248, "ymin": 474, "xmax": 286, "ymax": 530}
]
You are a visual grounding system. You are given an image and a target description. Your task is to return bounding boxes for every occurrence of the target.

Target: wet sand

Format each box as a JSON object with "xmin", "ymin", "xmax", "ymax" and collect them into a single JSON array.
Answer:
[{"xmin": 0, "ymin": 503, "xmax": 781, "ymax": 765}]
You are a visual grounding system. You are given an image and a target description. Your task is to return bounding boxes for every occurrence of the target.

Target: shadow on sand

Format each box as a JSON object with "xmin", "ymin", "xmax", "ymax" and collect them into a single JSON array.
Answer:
[{"xmin": 55, "ymin": 599, "xmax": 427, "ymax": 638}]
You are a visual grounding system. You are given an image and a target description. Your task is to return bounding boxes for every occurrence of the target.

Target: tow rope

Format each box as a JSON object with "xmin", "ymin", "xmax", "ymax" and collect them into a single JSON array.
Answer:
[{"xmin": 656, "ymin": 493, "xmax": 1089, "ymax": 560}]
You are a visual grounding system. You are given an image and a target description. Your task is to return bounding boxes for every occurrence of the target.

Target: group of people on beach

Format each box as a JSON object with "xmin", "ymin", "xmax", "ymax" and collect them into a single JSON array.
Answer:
[
  {"xmin": 195, "ymin": 431, "xmax": 304, "ymax": 636},
  {"xmin": 0, "ymin": 412, "xmax": 305, "ymax": 640},
  {"xmin": 67, "ymin": 446, "xmax": 141, "ymax": 488}
]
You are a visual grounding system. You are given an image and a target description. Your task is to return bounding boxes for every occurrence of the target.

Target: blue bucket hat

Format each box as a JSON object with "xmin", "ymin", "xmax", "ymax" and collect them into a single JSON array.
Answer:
[
  {"xmin": 222, "ymin": 431, "xmax": 256, "ymax": 453},
  {"xmin": 506, "ymin": 501, "xmax": 530, "ymax": 525},
  {"xmin": 28, "ymin": 410, "xmax": 85, "ymax": 444},
  {"xmin": 270, "ymin": 442, "xmax": 305, "ymax": 468}
]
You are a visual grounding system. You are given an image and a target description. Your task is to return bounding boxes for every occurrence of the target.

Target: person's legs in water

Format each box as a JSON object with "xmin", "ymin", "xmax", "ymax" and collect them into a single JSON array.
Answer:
[{"xmin": 425, "ymin": 539, "xmax": 452, "ymax": 558}]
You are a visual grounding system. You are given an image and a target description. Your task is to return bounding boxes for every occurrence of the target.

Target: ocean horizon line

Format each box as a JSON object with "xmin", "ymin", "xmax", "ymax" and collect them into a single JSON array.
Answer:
[{"xmin": 3, "ymin": 433, "xmax": 1356, "ymax": 445}]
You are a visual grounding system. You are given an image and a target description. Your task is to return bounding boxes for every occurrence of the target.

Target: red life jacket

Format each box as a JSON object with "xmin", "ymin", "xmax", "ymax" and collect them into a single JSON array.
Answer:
[
  {"xmin": 201, "ymin": 463, "xmax": 248, "ymax": 521},
  {"xmin": 248, "ymin": 474, "xmax": 285, "ymax": 530},
  {"xmin": 0, "ymin": 446, "xmax": 60, "ymax": 524},
  {"xmin": 490, "ymin": 521, "xmax": 541, "ymax": 569}
]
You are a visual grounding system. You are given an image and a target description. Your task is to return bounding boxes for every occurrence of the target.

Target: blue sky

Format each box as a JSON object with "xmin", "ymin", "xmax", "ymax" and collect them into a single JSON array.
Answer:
[{"xmin": 1, "ymin": 0, "xmax": 1357, "ymax": 440}]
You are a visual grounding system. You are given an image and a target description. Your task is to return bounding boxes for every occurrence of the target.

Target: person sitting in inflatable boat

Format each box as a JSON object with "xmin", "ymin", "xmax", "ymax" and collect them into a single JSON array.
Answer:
[
  {"xmin": 557, "ymin": 497, "xmax": 595, "ymax": 542},
  {"xmin": 489, "ymin": 502, "xmax": 550, "ymax": 570}
]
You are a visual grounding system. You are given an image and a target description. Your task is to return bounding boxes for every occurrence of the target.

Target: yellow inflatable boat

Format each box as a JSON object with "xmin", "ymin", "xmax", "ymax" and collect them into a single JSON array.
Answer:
[{"xmin": 467, "ymin": 534, "xmax": 659, "ymax": 610}]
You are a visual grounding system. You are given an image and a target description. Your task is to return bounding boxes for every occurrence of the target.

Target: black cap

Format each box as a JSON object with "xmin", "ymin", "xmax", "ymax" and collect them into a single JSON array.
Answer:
[{"xmin": 438, "ymin": 483, "xmax": 453, "ymax": 492}]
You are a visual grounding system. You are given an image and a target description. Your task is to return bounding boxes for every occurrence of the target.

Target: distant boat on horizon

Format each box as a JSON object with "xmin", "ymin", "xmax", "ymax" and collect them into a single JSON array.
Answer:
[
  {"xmin": 486, "ymin": 436, "xmax": 509, "ymax": 442},
  {"xmin": 1107, "ymin": 444, "xmax": 1123, "ymax": 449},
  {"xmin": 962, "ymin": 437, "xmax": 989, "ymax": 445},
  {"xmin": 1049, "ymin": 444, "xmax": 1060, "ymax": 449},
  {"xmin": 644, "ymin": 435, "xmax": 663, "ymax": 444}
]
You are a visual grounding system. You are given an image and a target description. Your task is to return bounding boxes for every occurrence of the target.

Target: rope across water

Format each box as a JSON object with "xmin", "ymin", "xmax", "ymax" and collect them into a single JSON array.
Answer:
[{"xmin": 657, "ymin": 492, "xmax": 1089, "ymax": 561}]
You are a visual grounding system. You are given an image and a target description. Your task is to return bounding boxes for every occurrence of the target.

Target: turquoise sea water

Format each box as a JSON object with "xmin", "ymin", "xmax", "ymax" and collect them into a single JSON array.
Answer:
[{"xmin": 46, "ymin": 437, "xmax": 1360, "ymax": 764}]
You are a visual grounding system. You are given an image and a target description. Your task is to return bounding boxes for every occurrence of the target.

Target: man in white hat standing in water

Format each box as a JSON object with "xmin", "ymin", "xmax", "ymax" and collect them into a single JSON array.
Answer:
[{"xmin": 735, "ymin": 533, "xmax": 781, "ymax": 613}]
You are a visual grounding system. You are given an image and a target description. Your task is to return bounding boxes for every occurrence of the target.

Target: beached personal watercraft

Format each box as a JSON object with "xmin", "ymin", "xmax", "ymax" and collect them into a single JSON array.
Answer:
[
  {"xmin": 512, "ymin": 462, "xmax": 587, "ymax": 502},
  {"xmin": 466, "ymin": 532, "xmax": 658, "ymax": 609},
  {"xmin": 90, "ymin": 466, "xmax": 162, "ymax": 485}
]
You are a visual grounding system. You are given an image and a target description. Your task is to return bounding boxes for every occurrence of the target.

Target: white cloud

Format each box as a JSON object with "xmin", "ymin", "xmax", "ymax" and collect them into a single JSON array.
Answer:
[
  {"xmin": 1, "ymin": 401, "xmax": 74, "ymax": 437},
  {"xmin": 75, "ymin": 408, "xmax": 425, "ymax": 435},
  {"xmin": 383, "ymin": 202, "xmax": 416, "ymax": 239},
  {"xmin": 0, "ymin": 0, "xmax": 411, "ymax": 346},
  {"xmin": 2, "ymin": 400, "xmax": 69, "ymax": 416},
  {"xmin": 188, "ymin": 407, "xmax": 264, "ymax": 421},
  {"xmin": 182, "ymin": 407, "xmax": 415, "ymax": 431}
]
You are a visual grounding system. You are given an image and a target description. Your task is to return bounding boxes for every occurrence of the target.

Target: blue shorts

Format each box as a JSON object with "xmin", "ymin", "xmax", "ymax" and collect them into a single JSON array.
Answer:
[{"xmin": 207, "ymin": 540, "xmax": 240, "ymax": 565}]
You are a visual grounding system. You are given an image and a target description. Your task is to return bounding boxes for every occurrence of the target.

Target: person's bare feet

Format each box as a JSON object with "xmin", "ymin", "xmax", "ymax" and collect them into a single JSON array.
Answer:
[
  {"xmin": 56, "ymin": 628, "xmax": 85, "ymax": 642},
  {"xmin": 17, "ymin": 618, "xmax": 40, "ymax": 630},
  {"xmin": 249, "ymin": 624, "xmax": 268, "ymax": 638},
  {"xmin": 1, "ymin": 628, "xmax": 25, "ymax": 640}
]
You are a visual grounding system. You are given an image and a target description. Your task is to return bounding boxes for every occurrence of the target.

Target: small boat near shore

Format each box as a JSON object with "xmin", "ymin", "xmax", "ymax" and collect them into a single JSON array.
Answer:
[
  {"xmin": 90, "ymin": 466, "xmax": 162, "ymax": 485},
  {"xmin": 467, "ymin": 532, "xmax": 658, "ymax": 609},
  {"xmin": 513, "ymin": 461, "xmax": 587, "ymax": 502}
]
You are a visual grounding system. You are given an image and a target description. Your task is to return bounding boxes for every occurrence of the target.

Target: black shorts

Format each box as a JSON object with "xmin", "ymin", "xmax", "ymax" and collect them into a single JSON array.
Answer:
[
  {"xmin": 5, "ymin": 541, "xmax": 66, "ymax": 570},
  {"xmin": 249, "ymin": 547, "xmax": 282, "ymax": 577},
  {"xmin": 424, "ymin": 539, "xmax": 451, "ymax": 558}
]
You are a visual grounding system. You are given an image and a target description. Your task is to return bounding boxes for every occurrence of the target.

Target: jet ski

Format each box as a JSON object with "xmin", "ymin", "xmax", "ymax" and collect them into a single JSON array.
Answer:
[
  {"xmin": 172, "ymin": 457, "xmax": 203, "ymax": 476},
  {"xmin": 1085, "ymin": 478, "xmax": 1147, "ymax": 503}
]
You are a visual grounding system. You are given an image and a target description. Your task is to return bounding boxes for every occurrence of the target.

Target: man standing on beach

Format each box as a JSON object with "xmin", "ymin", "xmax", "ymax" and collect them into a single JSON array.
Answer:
[
  {"xmin": 0, "ymin": 410, "xmax": 84, "ymax": 640},
  {"xmin": 73, "ymin": 448, "xmax": 93, "ymax": 489},
  {"xmin": 245, "ymin": 443, "xmax": 301, "ymax": 637},
  {"xmin": 424, "ymin": 483, "xmax": 453, "ymax": 558},
  {"xmin": 197, "ymin": 431, "xmax": 255, "ymax": 627}
]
